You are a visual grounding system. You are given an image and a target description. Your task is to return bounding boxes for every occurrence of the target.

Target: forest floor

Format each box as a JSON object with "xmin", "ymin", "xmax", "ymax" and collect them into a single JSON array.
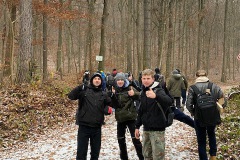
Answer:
[
  {"xmin": 0, "ymin": 74, "xmax": 239, "ymax": 160},
  {"xmin": 1, "ymin": 109, "xmax": 198, "ymax": 160}
]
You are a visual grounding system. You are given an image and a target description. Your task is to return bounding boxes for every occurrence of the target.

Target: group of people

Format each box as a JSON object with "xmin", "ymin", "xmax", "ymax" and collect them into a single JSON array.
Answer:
[{"xmin": 68, "ymin": 68, "xmax": 226, "ymax": 160}]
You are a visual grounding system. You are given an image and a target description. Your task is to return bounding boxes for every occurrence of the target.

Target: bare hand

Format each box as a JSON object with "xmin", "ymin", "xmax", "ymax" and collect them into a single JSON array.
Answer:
[
  {"xmin": 112, "ymin": 86, "xmax": 115, "ymax": 94},
  {"xmin": 135, "ymin": 129, "xmax": 140, "ymax": 139},
  {"xmin": 146, "ymin": 88, "xmax": 156, "ymax": 99}
]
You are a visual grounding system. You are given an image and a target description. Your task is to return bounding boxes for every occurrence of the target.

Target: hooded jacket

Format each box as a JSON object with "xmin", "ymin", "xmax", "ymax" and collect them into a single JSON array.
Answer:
[
  {"xmin": 167, "ymin": 73, "xmax": 186, "ymax": 97},
  {"xmin": 111, "ymin": 76, "xmax": 139, "ymax": 122},
  {"xmin": 68, "ymin": 73, "xmax": 111, "ymax": 127},
  {"xmin": 135, "ymin": 82, "xmax": 173, "ymax": 131}
]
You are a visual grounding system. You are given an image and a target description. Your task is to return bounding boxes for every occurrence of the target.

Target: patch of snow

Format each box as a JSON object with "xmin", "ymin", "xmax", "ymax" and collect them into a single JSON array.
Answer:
[{"xmin": 1, "ymin": 109, "xmax": 199, "ymax": 160}]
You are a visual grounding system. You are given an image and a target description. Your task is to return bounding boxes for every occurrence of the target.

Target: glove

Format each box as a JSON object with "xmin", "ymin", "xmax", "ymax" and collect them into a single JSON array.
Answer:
[{"xmin": 108, "ymin": 106, "xmax": 113, "ymax": 114}]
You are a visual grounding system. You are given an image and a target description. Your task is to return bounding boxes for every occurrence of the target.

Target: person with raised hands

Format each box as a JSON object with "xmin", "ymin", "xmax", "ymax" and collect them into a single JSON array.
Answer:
[
  {"xmin": 68, "ymin": 72, "xmax": 113, "ymax": 160},
  {"xmin": 109, "ymin": 72, "xmax": 144, "ymax": 160}
]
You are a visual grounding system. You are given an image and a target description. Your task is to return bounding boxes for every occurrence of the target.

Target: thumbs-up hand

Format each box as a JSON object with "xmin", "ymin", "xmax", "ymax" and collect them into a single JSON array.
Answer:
[
  {"xmin": 112, "ymin": 86, "xmax": 116, "ymax": 94},
  {"xmin": 128, "ymin": 86, "xmax": 134, "ymax": 96},
  {"xmin": 146, "ymin": 88, "xmax": 156, "ymax": 99}
]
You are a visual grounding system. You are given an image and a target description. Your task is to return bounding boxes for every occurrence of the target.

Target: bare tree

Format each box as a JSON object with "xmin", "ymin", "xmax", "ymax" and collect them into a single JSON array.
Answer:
[
  {"xmin": 143, "ymin": 0, "xmax": 151, "ymax": 68},
  {"xmin": 221, "ymin": 0, "xmax": 228, "ymax": 82},
  {"xmin": 98, "ymin": 0, "xmax": 109, "ymax": 71},
  {"xmin": 56, "ymin": 0, "xmax": 63, "ymax": 80},
  {"xmin": 16, "ymin": 0, "xmax": 32, "ymax": 84},
  {"xmin": 42, "ymin": 0, "xmax": 48, "ymax": 81}
]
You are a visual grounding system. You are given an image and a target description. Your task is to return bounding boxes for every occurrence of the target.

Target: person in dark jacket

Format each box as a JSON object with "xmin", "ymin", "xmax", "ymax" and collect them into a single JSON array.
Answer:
[
  {"xmin": 186, "ymin": 70, "xmax": 226, "ymax": 160},
  {"xmin": 154, "ymin": 67, "xmax": 165, "ymax": 85},
  {"xmin": 68, "ymin": 72, "xmax": 113, "ymax": 160},
  {"xmin": 110, "ymin": 72, "xmax": 144, "ymax": 160},
  {"xmin": 135, "ymin": 69, "xmax": 173, "ymax": 160}
]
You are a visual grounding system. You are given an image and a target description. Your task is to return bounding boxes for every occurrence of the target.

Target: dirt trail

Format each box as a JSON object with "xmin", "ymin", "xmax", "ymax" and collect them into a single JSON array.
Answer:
[{"xmin": 0, "ymin": 83, "xmax": 237, "ymax": 160}]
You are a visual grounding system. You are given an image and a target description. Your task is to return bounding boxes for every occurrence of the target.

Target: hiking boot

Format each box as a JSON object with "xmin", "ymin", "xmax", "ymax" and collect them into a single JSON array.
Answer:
[{"xmin": 210, "ymin": 156, "xmax": 216, "ymax": 160}]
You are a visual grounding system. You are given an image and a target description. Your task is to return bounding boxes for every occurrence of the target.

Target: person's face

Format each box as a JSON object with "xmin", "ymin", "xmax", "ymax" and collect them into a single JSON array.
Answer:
[
  {"xmin": 141, "ymin": 75, "xmax": 154, "ymax": 87},
  {"xmin": 93, "ymin": 76, "xmax": 102, "ymax": 87},
  {"xmin": 116, "ymin": 79, "xmax": 124, "ymax": 87},
  {"xmin": 128, "ymin": 75, "xmax": 133, "ymax": 81}
]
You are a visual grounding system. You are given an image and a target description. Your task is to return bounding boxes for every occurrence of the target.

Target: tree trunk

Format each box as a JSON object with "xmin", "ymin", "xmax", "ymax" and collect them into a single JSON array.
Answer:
[
  {"xmin": 197, "ymin": 0, "xmax": 204, "ymax": 70},
  {"xmin": 221, "ymin": 0, "xmax": 228, "ymax": 82},
  {"xmin": 4, "ymin": 3, "xmax": 16, "ymax": 84},
  {"xmin": 43, "ymin": 0, "xmax": 48, "ymax": 81},
  {"xmin": 16, "ymin": 0, "xmax": 32, "ymax": 84},
  {"xmin": 98, "ymin": 0, "xmax": 108, "ymax": 71},
  {"xmin": 143, "ymin": 0, "xmax": 151, "ymax": 68},
  {"xmin": 166, "ymin": 0, "xmax": 173, "ymax": 77},
  {"xmin": 56, "ymin": 0, "xmax": 63, "ymax": 80},
  {"xmin": 86, "ymin": 0, "xmax": 95, "ymax": 73}
]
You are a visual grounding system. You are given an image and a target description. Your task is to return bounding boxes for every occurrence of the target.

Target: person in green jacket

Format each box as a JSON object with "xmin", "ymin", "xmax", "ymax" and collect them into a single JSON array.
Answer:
[
  {"xmin": 167, "ymin": 69, "xmax": 186, "ymax": 110},
  {"xmin": 176, "ymin": 69, "xmax": 188, "ymax": 107},
  {"xmin": 109, "ymin": 72, "xmax": 144, "ymax": 160}
]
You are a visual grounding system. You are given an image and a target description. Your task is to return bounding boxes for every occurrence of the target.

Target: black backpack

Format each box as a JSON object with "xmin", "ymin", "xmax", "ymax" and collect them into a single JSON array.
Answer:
[
  {"xmin": 155, "ymin": 74, "xmax": 165, "ymax": 84},
  {"xmin": 151, "ymin": 87, "xmax": 174, "ymax": 127},
  {"xmin": 191, "ymin": 82, "xmax": 221, "ymax": 127}
]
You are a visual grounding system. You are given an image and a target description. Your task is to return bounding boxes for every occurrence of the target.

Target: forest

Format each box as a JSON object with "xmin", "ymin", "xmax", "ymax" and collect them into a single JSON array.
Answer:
[
  {"xmin": 0, "ymin": 0, "xmax": 240, "ymax": 85},
  {"xmin": 0, "ymin": 0, "xmax": 239, "ymax": 159}
]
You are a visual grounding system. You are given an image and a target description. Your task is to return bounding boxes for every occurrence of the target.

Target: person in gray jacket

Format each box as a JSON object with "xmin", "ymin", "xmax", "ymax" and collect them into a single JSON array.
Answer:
[{"xmin": 186, "ymin": 70, "xmax": 226, "ymax": 160}]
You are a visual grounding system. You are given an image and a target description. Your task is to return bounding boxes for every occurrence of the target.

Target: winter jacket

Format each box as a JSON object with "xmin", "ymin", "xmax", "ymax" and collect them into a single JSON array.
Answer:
[
  {"xmin": 68, "ymin": 84, "xmax": 111, "ymax": 127},
  {"xmin": 181, "ymin": 74, "xmax": 188, "ymax": 89},
  {"xmin": 186, "ymin": 76, "xmax": 226, "ymax": 119},
  {"xmin": 135, "ymin": 82, "xmax": 173, "ymax": 131},
  {"xmin": 110, "ymin": 80, "xmax": 139, "ymax": 123},
  {"xmin": 167, "ymin": 74, "xmax": 186, "ymax": 97}
]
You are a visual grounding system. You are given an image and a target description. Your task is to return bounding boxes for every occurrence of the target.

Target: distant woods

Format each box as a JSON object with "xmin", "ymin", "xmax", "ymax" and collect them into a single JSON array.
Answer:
[{"xmin": 0, "ymin": 0, "xmax": 239, "ymax": 86}]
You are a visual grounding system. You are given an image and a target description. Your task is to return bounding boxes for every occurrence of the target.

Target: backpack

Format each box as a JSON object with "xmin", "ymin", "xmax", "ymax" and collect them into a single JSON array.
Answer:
[{"xmin": 191, "ymin": 82, "xmax": 221, "ymax": 127}]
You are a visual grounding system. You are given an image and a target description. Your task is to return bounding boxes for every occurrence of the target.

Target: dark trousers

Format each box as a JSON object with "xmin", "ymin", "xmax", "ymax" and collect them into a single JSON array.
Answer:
[
  {"xmin": 117, "ymin": 120, "xmax": 144, "ymax": 160},
  {"xmin": 181, "ymin": 89, "xmax": 187, "ymax": 104},
  {"xmin": 194, "ymin": 120, "xmax": 217, "ymax": 160},
  {"xmin": 172, "ymin": 107, "xmax": 195, "ymax": 128},
  {"xmin": 174, "ymin": 97, "xmax": 181, "ymax": 108},
  {"xmin": 76, "ymin": 125, "xmax": 101, "ymax": 160}
]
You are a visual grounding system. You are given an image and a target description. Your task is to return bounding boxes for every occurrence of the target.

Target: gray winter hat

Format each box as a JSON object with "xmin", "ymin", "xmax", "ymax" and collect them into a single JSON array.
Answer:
[{"xmin": 115, "ymin": 72, "xmax": 126, "ymax": 81}]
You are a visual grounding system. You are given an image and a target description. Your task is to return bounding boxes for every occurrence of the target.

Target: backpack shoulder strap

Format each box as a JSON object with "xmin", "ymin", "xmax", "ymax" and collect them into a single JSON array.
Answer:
[
  {"xmin": 191, "ymin": 85, "xmax": 201, "ymax": 95},
  {"xmin": 207, "ymin": 82, "xmax": 213, "ymax": 92}
]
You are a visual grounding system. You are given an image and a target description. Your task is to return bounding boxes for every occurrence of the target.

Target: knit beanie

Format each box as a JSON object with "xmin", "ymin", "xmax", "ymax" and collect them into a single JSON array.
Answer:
[
  {"xmin": 115, "ymin": 72, "xmax": 126, "ymax": 81},
  {"xmin": 90, "ymin": 72, "xmax": 102, "ymax": 86}
]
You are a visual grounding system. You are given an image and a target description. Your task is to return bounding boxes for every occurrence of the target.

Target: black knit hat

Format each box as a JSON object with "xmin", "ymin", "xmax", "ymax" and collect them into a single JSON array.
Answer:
[
  {"xmin": 90, "ymin": 72, "xmax": 102, "ymax": 86},
  {"xmin": 155, "ymin": 68, "xmax": 160, "ymax": 73}
]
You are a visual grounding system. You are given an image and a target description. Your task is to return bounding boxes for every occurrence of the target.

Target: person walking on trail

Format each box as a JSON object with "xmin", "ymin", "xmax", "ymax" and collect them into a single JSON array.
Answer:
[
  {"xmin": 176, "ymin": 69, "xmax": 188, "ymax": 108},
  {"xmin": 186, "ymin": 70, "xmax": 226, "ymax": 160},
  {"xmin": 167, "ymin": 69, "xmax": 186, "ymax": 111},
  {"xmin": 68, "ymin": 72, "xmax": 113, "ymax": 160},
  {"xmin": 154, "ymin": 67, "xmax": 165, "ymax": 85},
  {"xmin": 135, "ymin": 69, "xmax": 173, "ymax": 160},
  {"xmin": 109, "ymin": 72, "xmax": 144, "ymax": 160}
]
